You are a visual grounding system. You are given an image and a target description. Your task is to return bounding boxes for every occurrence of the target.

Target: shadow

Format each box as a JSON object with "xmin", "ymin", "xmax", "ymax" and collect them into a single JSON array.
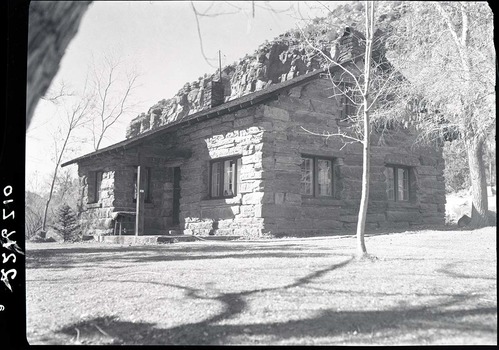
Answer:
[
  {"xmin": 54, "ymin": 258, "xmax": 355, "ymax": 345},
  {"xmin": 54, "ymin": 296, "xmax": 496, "ymax": 345},
  {"xmin": 436, "ymin": 262, "xmax": 496, "ymax": 281},
  {"xmin": 46, "ymin": 253, "xmax": 497, "ymax": 345},
  {"xmin": 26, "ymin": 242, "xmax": 352, "ymax": 270}
]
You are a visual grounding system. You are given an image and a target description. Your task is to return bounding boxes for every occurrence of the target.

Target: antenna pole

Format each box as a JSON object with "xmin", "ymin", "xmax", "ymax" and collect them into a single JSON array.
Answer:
[{"xmin": 219, "ymin": 50, "xmax": 222, "ymax": 82}]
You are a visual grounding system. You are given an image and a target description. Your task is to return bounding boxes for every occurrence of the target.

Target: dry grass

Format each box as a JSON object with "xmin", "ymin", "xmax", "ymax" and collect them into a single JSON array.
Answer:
[{"xmin": 26, "ymin": 227, "xmax": 496, "ymax": 345}]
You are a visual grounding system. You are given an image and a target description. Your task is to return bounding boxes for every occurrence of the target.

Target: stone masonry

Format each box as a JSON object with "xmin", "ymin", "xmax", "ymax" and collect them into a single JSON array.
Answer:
[
  {"xmin": 76, "ymin": 75, "xmax": 446, "ymax": 238},
  {"xmin": 73, "ymin": 22, "xmax": 446, "ymax": 238}
]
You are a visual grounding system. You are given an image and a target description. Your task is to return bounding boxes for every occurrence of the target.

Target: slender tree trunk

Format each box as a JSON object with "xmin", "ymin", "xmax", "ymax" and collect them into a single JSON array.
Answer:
[
  {"xmin": 41, "ymin": 130, "xmax": 72, "ymax": 234},
  {"xmin": 355, "ymin": 1, "xmax": 375, "ymax": 258},
  {"xmin": 466, "ymin": 137, "xmax": 489, "ymax": 227},
  {"xmin": 41, "ymin": 168, "xmax": 59, "ymax": 237},
  {"xmin": 356, "ymin": 103, "xmax": 370, "ymax": 257}
]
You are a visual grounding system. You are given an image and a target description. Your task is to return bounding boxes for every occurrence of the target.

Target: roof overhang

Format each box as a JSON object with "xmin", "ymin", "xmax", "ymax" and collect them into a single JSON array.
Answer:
[{"xmin": 61, "ymin": 67, "xmax": 328, "ymax": 167}]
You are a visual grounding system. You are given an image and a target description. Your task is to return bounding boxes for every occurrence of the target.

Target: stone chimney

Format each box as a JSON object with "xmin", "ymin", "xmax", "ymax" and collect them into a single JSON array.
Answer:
[
  {"xmin": 203, "ymin": 79, "xmax": 225, "ymax": 109},
  {"xmin": 336, "ymin": 27, "xmax": 365, "ymax": 63}
]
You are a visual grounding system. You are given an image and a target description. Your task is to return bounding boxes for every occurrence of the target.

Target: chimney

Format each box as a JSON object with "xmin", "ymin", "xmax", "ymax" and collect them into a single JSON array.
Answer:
[
  {"xmin": 337, "ymin": 27, "xmax": 365, "ymax": 63},
  {"xmin": 203, "ymin": 79, "xmax": 225, "ymax": 109}
]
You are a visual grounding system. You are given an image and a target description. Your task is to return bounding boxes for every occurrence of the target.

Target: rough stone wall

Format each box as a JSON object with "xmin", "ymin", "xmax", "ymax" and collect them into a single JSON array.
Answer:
[
  {"xmin": 126, "ymin": 36, "xmax": 332, "ymax": 139},
  {"xmin": 256, "ymin": 78, "xmax": 446, "ymax": 236},
  {"xmin": 173, "ymin": 106, "xmax": 269, "ymax": 238},
  {"xmin": 76, "ymin": 78, "xmax": 445, "ymax": 238},
  {"xmin": 77, "ymin": 105, "xmax": 271, "ymax": 237},
  {"xmin": 77, "ymin": 162, "xmax": 117, "ymax": 236},
  {"xmin": 77, "ymin": 149, "xmax": 176, "ymax": 236}
]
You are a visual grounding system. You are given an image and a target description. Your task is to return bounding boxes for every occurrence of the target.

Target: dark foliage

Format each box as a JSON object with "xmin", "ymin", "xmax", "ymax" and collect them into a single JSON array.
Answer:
[{"xmin": 53, "ymin": 203, "xmax": 81, "ymax": 242}]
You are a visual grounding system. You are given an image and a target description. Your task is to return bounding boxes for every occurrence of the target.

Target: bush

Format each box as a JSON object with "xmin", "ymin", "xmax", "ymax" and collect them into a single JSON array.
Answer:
[
  {"xmin": 53, "ymin": 203, "xmax": 81, "ymax": 242},
  {"xmin": 29, "ymin": 234, "xmax": 57, "ymax": 243}
]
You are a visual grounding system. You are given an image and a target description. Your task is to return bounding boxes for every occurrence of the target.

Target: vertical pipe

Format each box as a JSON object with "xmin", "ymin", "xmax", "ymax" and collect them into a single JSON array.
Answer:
[
  {"xmin": 219, "ymin": 50, "xmax": 222, "ymax": 82},
  {"xmin": 135, "ymin": 165, "xmax": 142, "ymax": 236}
]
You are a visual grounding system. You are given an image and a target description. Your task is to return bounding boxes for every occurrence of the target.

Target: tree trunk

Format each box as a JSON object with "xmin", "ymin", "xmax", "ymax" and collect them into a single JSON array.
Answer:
[
  {"xmin": 466, "ymin": 137, "xmax": 489, "ymax": 228},
  {"xmin": 27, "ymin": 1, "xmax": 91, "ymax": 128},
  {"xmin": 355, "ymin": 0, "xmax": 375, "ymax": 258},
  {"xmin": 356, "ymin": 109, "xmax": 370, "ymax": 257},
  {"xmin": 41, "ymin": 172, "xmax": 57, "ymax": 237}
]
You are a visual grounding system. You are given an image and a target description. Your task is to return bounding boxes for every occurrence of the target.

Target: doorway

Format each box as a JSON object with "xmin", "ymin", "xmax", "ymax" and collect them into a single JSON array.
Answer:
[{"xmin": 172, "ymin": 167, "xmax": 181, "ymax": 226}]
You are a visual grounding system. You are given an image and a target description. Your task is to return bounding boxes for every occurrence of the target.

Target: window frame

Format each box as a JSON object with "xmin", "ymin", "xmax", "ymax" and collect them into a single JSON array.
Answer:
[
  {"xmin": 209, "ymin": 155, "xmax": 241, "ymax": 199},
  {"xmin": 133, "ymin": 167, "xmax": 152, "ymax": 203},
  {"xmin": 88, "ymin": 170, "xmax": 103, "ymax": 204},
  {"xmin": 300, "ymin": 155, "xmax": 335, "ymax": 198},
  {"xmin": 386, "ymin": 165, "xmax": 411, "ymax": 202}
]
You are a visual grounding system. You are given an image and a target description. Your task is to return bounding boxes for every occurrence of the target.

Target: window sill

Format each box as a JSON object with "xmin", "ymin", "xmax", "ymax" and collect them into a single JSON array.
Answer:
[
  {"xmin": 87, "ymin": 202, "xmax": 102, "ymax": 209},
  {"xmin": 386, "ymin": 201, "xmax": 418, "ymax": 209},
  {"xmin": 133, "ymin": 201, "xmax": 155, "ymax": 208},
  {"xmin": 302, "ymin": 197, "xmax": 342, "ymax": 206},
  {"xmin": 201, "ymin": 195, "xmax": 242, "ymax": 207}
]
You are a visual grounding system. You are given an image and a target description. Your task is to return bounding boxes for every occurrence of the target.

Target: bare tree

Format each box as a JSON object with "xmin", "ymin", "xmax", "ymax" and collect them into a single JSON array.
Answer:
[
  {"xmin": 25, "ymin": 192, "xmax": 45, "ymax": 239},
  {"xmin": 355, "ymin": 2, "xmax": 375, "ymax": 257},
  {"xmin": 385, "ymin": 1, "xmax": 495, "ymax": 227},
  {"xmin": 40, "ymin": 94, "xmax": 91, "ymax": 235},
  {"xmin": 189, "ymin": 1, "xmax": 297, "ymax": 68},
  {"xmin": 54, "ymin": 168, "xmax": 78, "ymax": 202},
  {"xmin": 299, "ymin": 1, "xmax": 399, "ymax": 258},
  {"xmin": 89, "ymin": 55, "xmax": 140, "ymax": 150}
]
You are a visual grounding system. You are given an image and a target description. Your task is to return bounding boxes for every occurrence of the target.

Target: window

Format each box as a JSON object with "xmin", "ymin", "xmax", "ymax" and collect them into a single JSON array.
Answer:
[
  {"xmin": 88, "ymin": 170, "xmax": 103, "ymax": 203},
  {"xmin": 210, "ymin": 156, "xmax": 242, "ymax": 198},
  {"xmin": 300, "ymin": 156, "xmax": 334, "ymax": 197},
  {"xmin": 386, "ymin": 166, "xmax": 410, "ymax": 202},
  {"xmin": 133, "ymin": 167, "xmax": 151, "ymax": 203},
  {"xmin": 340, "ymin": 82, "xmax": 356, "ymax": 120}
]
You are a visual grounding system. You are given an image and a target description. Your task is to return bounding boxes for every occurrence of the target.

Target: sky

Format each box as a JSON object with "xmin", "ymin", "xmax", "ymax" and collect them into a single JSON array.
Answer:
[{"xmin": 25, "ymin": 1, "xmax": 343, "ymax": 189}]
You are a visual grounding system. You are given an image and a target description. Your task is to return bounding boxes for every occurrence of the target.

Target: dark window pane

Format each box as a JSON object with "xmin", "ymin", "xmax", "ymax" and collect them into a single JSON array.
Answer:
[
  {"xmin": 211, "ymin": 162, "xmax": 221, "ymax": 197},
  {"xmin": 317, "ymin": 159, "xmax": 332, "ymax": 196},
  {"xmin": 95, "ymin": 171, "xmax": 103, "ymax": 201},
  {"xmin": 300, "ymin": 157, "xmax": 313, "ymax": 195},
  {"xmin": 386, "ymin": 167, "xmax": 394, "ymax": 201},
  {"xmin": 398, "ymin": 168, "xmax": 409, "ymax": 201}
]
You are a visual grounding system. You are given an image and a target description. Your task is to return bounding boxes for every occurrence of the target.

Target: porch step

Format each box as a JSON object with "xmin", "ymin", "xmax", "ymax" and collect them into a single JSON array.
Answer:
[{"xmin": 194, "ymin": 235, "xmax": 241, "ymax": 241}]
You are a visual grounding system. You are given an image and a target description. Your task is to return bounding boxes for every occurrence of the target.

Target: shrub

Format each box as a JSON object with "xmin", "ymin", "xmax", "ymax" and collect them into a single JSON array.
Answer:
[
  {"xmin": 53, "ymin": 203, "xmax": 81, "ymax": 242},
  {"xmin": 29, "ymin": 234, "xmax": 57, "ymax": 243}
]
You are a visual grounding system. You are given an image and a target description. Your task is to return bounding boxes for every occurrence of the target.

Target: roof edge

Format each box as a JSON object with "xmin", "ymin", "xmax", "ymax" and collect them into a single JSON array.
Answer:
[{"xmin": 61, "ymin": 67, "xmax": 328, "ymax": 167}]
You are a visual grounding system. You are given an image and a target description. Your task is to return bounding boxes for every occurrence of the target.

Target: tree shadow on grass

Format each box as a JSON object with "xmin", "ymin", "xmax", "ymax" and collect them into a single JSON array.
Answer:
[
  {"xmin": 52, "ymin": 257, "xmax": 496, "ymax": 345},
  {"xmin": 26, "ymin": 242, "xmax": 349, "ymax": 270},
  {"xmin": 436, "ymin": 261, "xmax": 496, "ymax": 281},
  {"xmin": 55, "ymin": 298, "xmax": 496, "ymax": 345}
]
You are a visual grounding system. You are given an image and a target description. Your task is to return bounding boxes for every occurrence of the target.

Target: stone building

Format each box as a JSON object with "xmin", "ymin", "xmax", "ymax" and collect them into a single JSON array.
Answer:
[{"xmin": 62, "ymin": 28, "xmax": 446, "ymax": 238}]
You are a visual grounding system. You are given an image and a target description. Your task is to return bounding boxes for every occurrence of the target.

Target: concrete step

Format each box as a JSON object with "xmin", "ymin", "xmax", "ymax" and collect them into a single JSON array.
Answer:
[
  {"xmin": 194, "ymin": 235, "xmax": 241, "ymax": 241},
  {"xmin": 97, "ymin": 235, "xmax": 241, "ymax": 245}
]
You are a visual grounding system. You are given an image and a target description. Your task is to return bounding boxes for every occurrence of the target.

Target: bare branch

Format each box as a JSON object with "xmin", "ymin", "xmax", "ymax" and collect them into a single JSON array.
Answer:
[
  {"xmin": 190, "ymin": 1, "xmax": 218, "ymax": 68},
  {"xmin": 300, "ymin": 126, "xmax": 362, "ymax": 144}
]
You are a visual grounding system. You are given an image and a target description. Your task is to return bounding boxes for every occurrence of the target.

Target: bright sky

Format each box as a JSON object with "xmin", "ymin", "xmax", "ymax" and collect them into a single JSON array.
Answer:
[{"xmin": 26, "ymin": 1, "xmax": 343, "ymax": 189}]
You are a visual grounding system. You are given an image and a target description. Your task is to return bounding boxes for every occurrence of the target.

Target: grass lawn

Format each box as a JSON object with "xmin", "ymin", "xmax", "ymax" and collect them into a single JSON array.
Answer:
[{"xmin": 26, "ymin": 227, "xmax": 497, "ymax": 345}]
